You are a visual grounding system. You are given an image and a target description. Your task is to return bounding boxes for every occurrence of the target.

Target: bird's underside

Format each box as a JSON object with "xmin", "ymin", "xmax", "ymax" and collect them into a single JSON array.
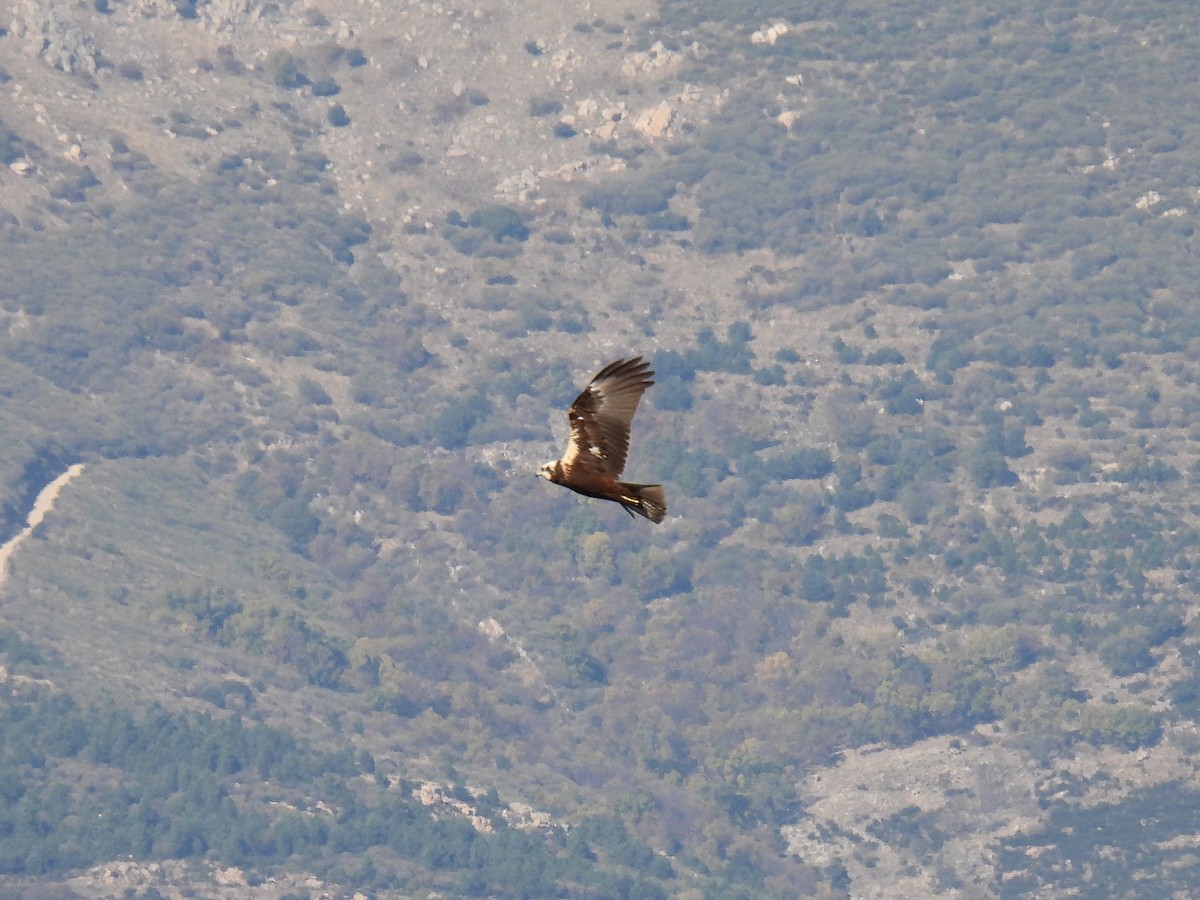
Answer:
[{"xmin": 539, "ymin": 357, "xmax": 667, "ymax": 523}]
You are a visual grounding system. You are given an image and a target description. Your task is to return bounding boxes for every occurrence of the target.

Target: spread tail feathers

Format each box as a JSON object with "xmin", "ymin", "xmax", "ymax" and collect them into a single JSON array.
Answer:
[{"xmin": 621, "ymin": 483, "xmax": 667, "ymax": 523}]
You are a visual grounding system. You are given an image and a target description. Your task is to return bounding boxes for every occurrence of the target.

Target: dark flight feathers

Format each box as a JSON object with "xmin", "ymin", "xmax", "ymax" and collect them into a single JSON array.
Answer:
[
  {"xmin": 540, "ymin": 357, "xmax": 666, "ymax": 523},
  {"xmin": 564, "ymin": 357, "xmax": 652, "ymax": 477}
]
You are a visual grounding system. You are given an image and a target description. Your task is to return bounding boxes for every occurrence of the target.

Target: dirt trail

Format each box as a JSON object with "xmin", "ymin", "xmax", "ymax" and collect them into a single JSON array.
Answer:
[{"xmin": 0, "ymin": 463, "xmax": 85, "ymax": 590}]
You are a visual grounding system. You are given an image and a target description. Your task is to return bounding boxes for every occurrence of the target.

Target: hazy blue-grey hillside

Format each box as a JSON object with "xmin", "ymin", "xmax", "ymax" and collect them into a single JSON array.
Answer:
[{"xmin": 3, "ymin": 0, "xmax": 1200, "ymax": 896}]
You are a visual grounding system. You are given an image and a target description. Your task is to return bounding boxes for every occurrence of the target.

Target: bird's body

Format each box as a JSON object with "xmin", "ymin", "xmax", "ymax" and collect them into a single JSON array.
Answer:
[{"xmin": 539, "ymin": 357, "xmax": 666, "ymax": 523}]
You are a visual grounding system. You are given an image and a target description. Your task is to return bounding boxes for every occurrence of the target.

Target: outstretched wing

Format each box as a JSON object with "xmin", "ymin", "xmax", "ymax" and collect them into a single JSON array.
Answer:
[{"xmin": 562, "ymin": 357, "xmax": 655, "ymax": 478}]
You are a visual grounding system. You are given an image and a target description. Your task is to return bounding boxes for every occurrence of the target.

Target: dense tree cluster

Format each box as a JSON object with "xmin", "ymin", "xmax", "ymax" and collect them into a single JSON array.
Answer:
[{"xmin": 0, "ymin": 684, "xmax": 675, "ymax": 896}]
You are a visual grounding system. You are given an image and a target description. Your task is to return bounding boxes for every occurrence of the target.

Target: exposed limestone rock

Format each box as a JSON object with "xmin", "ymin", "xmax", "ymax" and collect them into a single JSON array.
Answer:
[
  {"xmin": 413, "ymin": 780, "xmax": 495, "ymax": 834},
  {"xmin": 777, "ymin": 109, "xmax": 801, "ymax": 131},
  {"xmin": 66, "ymin": 857, "xmax": 336, "ymax": 897},
  {"xmin": 200, "ymin": 0, "xmax": 272, "ymax": 32},
  {"xmin": 9, "ymin": 1, "xmax": 98, "ymax": 75},
  {"xmin": 213, "ymin": 866, "xmax": 247, "ymax": 886},
  {"xmin": 503, "ymin": 801, "xmax": 555, "ymax": 831},
  {"xmin": 1135, "ymin": 190, "xmax": 1161, "ymax": 210},
  {"xmin": 127, "ymin": 0, "xmax": 269, "ymax": 32},
  {"xmin": 751, "ymin": 22, "xmax": 790, "ymax": 45},
  {"xmin": 621, "ymin": 40, "xmax": 684, "ymax": 76},
  {"xmin": 495, "ymin": 168, "xmax": 540, "ymax": 202},
  {"xmin": 631, "ymin": 100, "xmax": 673, "ymax": 138},
  {"xmin": 549, "ymin": 47, "xmax": 575, "ymax": 71},
  {"xmin": 478, "ymin": 616, "xmax": 505, "ymax": 639},
  {"xmin": 127, "ymin": 0, "xmax": 176, "ymax": 16}
]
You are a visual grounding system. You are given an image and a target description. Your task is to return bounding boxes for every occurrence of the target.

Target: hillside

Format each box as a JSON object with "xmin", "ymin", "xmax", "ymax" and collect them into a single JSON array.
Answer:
[{"xmin": 3, "ymin": 0, "xmax": 1200, "ymax": 896}]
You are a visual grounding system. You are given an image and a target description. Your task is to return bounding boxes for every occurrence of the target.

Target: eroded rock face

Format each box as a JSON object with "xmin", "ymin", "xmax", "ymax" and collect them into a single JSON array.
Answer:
[
  {"xmin": 632, "ymin": 100, "xmax": 673, "ymax": 139},
  {"xmin": 9, "ymin": 0, "xmax": 99, "ymax": 75},
  {"xmin": 9, "ymin": 0, "xmax": 274, "ymax": 74},
  {"xmin": 125, "ymin": 0, "xmax": 271, "ymax": 31}
]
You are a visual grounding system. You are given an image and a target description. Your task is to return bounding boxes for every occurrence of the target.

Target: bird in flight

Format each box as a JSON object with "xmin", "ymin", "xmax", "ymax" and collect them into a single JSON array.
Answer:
[{"xmin": 539, "ymin": 357, "xmax": 666, "ymax": 523}]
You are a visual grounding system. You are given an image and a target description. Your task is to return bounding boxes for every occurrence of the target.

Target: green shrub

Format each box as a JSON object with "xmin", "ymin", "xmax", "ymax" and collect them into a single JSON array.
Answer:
[
  {"xmin": 266, "ymin": 49, "xmax": 305, "ymax": 88},
  {"xmin": 470, "ymin": 205, "xmax": 529, "ymax": 242},
  {"xmin": 528, "ymin": 96, "xmax": 562, "ymax": 117},
  {"xmin": 312, "ymin": 78, "xmax": 340, "ymax": 97}
]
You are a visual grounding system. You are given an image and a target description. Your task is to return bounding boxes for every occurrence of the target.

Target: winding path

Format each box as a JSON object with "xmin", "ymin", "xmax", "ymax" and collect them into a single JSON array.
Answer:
[{"xmin": 0, "ymin": 463, "xmax": 86, "ymax": 591}]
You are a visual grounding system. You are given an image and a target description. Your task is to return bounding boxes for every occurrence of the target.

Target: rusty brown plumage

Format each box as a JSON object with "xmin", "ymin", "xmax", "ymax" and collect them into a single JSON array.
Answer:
[{"xmin": 539, "ymin": 357, "xmax": 666, "ymax": 523}]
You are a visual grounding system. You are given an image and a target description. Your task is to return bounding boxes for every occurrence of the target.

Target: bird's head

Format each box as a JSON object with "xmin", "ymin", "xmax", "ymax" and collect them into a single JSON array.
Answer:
[{"xmin": 538, "ymin": 462, "xmax": 557, "ymax": 481}]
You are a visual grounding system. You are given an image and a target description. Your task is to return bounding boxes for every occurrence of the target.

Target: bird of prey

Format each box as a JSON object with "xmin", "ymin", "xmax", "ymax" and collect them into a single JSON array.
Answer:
[{"xmin": 539, "ymin": 357, "xmax": 667, "ymax": 523}]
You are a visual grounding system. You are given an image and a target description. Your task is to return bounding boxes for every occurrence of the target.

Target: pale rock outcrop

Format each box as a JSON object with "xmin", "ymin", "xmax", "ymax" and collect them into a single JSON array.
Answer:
[
  {"xmin": 777, "ymin": 109, "xmax": 801, "ymax": 131},
  {"xmin": 632, "ymin": 100, "xmax": 673, "ymax": 138},
  {"xmin": 413, "ymin": 781, "xmax": 495, "ymax": 834},
  {"xmin": 503, "ymin": 801, "xmax": 555, "ymax": 831},
  {"xmin": 127, "ymin": 0, "xmax": 177, "ymax": 17},
  {"xmin": 1135, "ymin": 190, "xmax": 1161, "ymax": 210},
  {"xmin": 9, "ymin": 0, "xmax": 98, "ymax": 74},
  {"xmin": 622, "ymin": 40, "xmax": 682, "ymax": 77},
  {"xmin": 751, "ymin": 22, "xmax": 790, "ymax": 45},
  {"xmin": 495, "ymin": 168, "xmax": 539, "ymax": 202},
  {"xmin": 127, "ymin": 0, "xmax": 268, "ymax": 32},
  {"xmin": 213, "ymin": 867, "xmax": 247, "ymax": 887},
  {"xmin": 202, "ymin": 0, "xmax": 269, "ymax": 32}
]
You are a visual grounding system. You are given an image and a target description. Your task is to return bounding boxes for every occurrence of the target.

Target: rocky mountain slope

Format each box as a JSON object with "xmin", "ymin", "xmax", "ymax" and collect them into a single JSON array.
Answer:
[{"xmin": 4, "ymin": 0, "xmax": 1200, "ymax": 896}]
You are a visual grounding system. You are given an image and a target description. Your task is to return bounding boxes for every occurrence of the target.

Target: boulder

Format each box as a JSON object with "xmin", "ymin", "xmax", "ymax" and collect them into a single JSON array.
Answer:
[{"xmin": 632, "ymin": 101, "xmax": 673, "ymax": 138}]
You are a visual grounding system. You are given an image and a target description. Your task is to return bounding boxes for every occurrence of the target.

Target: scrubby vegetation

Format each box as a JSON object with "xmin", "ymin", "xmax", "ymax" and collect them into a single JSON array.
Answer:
[{"xmin": 2, "ymin": 0, "xmax": 1200, "ymax": 895}]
